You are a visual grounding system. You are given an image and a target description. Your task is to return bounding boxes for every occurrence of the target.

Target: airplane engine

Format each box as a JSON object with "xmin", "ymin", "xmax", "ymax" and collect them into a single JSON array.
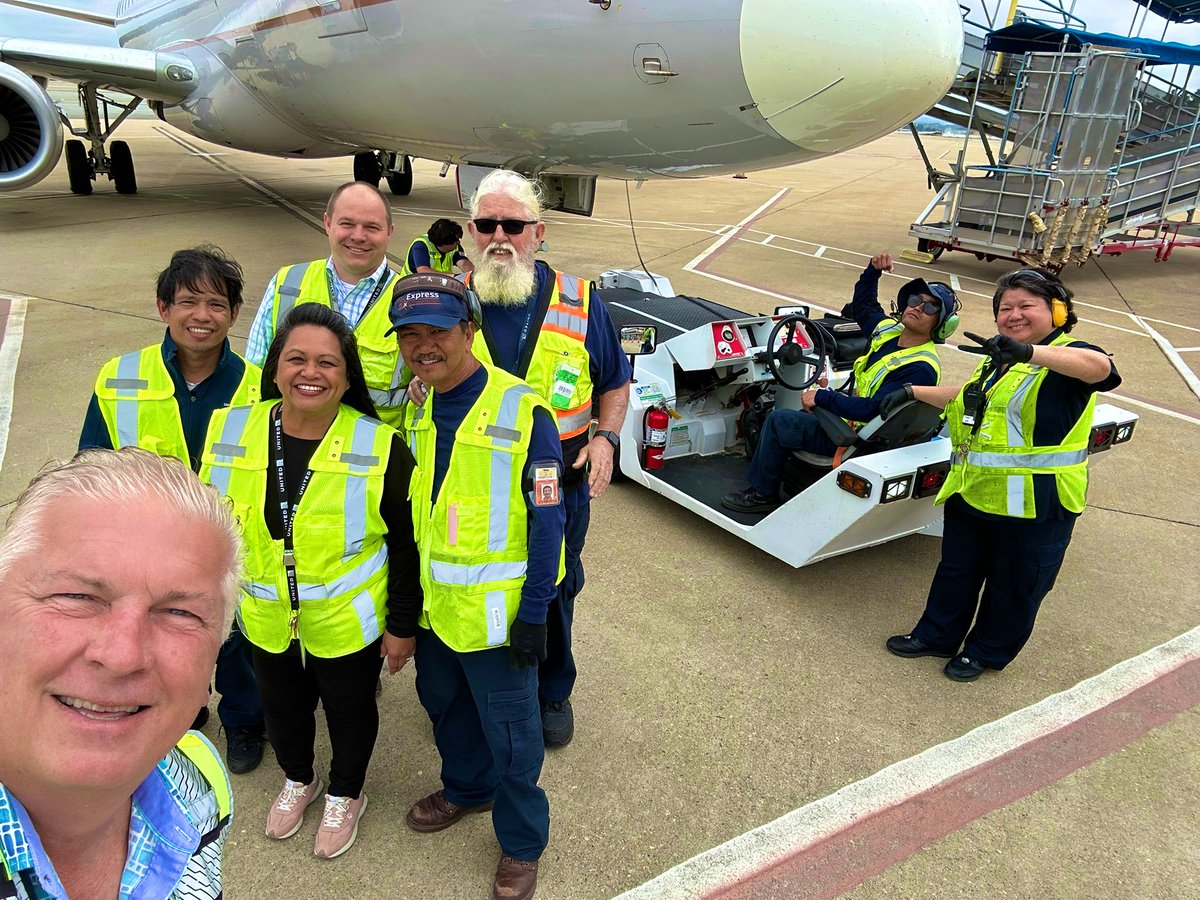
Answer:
[{"xmin": 0, "ymin": 62, "xmax": 63, "ymax": 192}]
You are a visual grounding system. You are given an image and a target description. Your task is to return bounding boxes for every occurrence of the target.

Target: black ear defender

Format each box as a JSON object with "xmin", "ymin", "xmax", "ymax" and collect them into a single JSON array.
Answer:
[{"xmin": 392, "ymin": 272, "xmax": 483, "ymax": 325}]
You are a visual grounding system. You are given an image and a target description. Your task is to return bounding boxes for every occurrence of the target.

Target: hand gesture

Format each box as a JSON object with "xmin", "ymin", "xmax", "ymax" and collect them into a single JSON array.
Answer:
[
  {"xmin": 959, "ymin": 332, "xmax": 1033, "ymax": 365},
  {"xmin": 870, "ymin": 252, "xmax": 894, "ymax": 273},
  {"xmin": 878, "ymin": 384, "xmax": 914, "ymax": 420}
]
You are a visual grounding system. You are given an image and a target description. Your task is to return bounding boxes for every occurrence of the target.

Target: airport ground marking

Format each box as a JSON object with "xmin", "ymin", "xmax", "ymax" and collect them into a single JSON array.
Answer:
[
  {"xmin": 683, "ymin": 188, "xmax": 789, "ymax": 272},
  {"xmin": 1130, "ymin": 315, "xmax": 1200, "ymax": 404},
  {"xmin": 614, "ymin": 626, "xmax": 1200, "ymax": 900},
  {"xmin": 0, "ymin": 296, "xmax": 28, "ymax": 477}
]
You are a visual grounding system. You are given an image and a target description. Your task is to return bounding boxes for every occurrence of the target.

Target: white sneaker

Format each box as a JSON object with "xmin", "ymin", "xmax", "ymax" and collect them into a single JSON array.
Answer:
[
  {"xmin": 313, "ymin": 793, "xmax": 368, "ymax": 859},
  {"xmin": 265, "ymin": 776, "xmax": 323, "ymax": 840}
]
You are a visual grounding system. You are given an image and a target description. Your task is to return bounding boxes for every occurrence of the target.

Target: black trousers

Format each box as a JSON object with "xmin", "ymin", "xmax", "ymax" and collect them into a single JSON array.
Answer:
[
  {"xmin": 251, "ymin": 638, "xmax": 382, "ymax": 798},
  {"xmin": 911, "ymin": 498, "xmax": 1077, "ymax": 669}
]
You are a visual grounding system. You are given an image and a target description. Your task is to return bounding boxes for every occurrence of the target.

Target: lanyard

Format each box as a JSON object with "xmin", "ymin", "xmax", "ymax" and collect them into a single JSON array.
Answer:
[
  {"xmin": 327, "ymin": 267, "xmax": 395, "ymax": 325},
  {"xmin": 272, "ymin": 405, "xmax": 314, "ymax": 642}
]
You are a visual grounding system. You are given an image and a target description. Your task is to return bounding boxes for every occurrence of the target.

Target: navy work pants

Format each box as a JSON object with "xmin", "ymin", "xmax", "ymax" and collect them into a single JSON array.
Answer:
[
  {"xmin": 215, "ymin": 624, "xmax": 264, "ymax": 730},
  {"xmin": 252, "ymin": 638, "xmax": 382, "ymax": 798},
  {"xmin": 912, "ymin": 498, "xmax": 1077, "ymax": 668},
  {"xmin": 538, "ymin": 483, "xmax": 590, "ymax": 703},
  {"xmin": 415, "ymin": 628, "xmax": 549, "ymax": 861},
  {"xmin": 746, "ymin": 408, "xmax": 838, "ymax": 498}
]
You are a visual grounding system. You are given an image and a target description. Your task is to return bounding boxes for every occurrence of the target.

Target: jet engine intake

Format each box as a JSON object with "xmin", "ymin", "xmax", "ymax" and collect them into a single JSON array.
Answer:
[{"xmin": 0, "ymin": 62, "xmax": 63, "ymax": 192}]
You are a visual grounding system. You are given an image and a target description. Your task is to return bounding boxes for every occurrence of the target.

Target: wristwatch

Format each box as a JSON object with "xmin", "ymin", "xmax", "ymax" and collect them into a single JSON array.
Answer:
[{"xmin": 595, "ymin": 429, "xmax": 620, "ymax": 449}]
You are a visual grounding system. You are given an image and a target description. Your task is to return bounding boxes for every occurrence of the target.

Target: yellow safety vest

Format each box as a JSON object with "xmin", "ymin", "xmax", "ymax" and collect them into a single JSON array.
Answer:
[
  {"xmin": 269, "ymin": 260, "xmax": 406, "ymax": 428},
  {"xmin": 400, "ymin": 235, "xmax": 457, "ymax": 276},
  {"xmin": 200, "ymin": 401, "xmax": 394, "ymax": 657},
  {"xmin": 469, "ymin": 269, "xmax": 595, "ymax": 439},
  {"xmin": 939, "ymin": 332, "xmax": 1094, "ymax": 518},
  {"xmin": 405, "ymin": 363, "xmax": 563, "ymax": 652},
  {"xmin": 177, "ymin": 731, "xmax": 233, "ymax": 822},
  {"xmin": 851, "ymin": 321, "xmax": 942, "ymax": 402},
  {"xmin": 94, "ymin": 344, "xmax": 260, "ymax": 466}
]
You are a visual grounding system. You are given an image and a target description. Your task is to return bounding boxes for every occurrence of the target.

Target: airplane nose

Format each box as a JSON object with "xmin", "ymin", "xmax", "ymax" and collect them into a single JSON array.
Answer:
[{"xmin": 739, "ymin": 0, "xmax": 962, "ymax": 153}]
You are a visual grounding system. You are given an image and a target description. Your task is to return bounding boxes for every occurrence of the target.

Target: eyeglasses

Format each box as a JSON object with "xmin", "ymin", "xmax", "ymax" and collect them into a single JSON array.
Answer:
[
  {"xmin": 472, "ymin": 218, "xmax": 538, "ymax": 236},
  {"xmin": 904, "ymin": 295, "xmax": 941, "ymax": 316}
]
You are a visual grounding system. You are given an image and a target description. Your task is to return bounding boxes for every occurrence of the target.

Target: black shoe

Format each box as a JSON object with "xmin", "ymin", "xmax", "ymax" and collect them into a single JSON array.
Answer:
[
  {"xmin": 191, "ymin": 707, "xmax": 210, "ymax": 731},
  {"xmin": 886, "ymin": 634, "xmax": 956, "ymax": 659},
  {"xmin": 944, "ymin": 654, "xmax": 988, "ymax": 682},
  {"xmin": 541, "ymin": 699, "xmax": 574, "ymax": 748},
  {"xmin": 225, "ymin": 726, "xmax": 265, "ymax": 775},
  {"xmin": 720, "ymin": 487, "xmax": 780, "ymax": 514}
]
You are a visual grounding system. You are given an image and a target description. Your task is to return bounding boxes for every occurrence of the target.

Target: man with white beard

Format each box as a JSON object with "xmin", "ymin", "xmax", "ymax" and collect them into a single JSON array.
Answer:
[{"xmin": 409, "ymin": 170, "xmax": 631, "ymax": 748}]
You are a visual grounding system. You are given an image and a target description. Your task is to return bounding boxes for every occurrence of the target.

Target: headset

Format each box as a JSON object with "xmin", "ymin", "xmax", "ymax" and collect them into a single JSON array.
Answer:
[{"xmin": 393, "ymin": 271, "xmax": 483, "ymax": 325}]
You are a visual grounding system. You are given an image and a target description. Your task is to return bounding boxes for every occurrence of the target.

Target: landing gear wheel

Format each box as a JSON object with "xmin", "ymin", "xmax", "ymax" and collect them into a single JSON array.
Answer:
[
  {"xmin": 765, "ymin": 314, "xmax": 830, "ymax": 392},
  {"xmin": 110, "ymin": 140, "xmax": 137, "ymax": 194},
  {"xmin": 65, "ymin": 139, "xmax": 93, "ymax": 195},
  {"xmin": 917, "ymin": 238, "xmax": 944, "ymax": 261},
  {"xmin": 386, "ymin": 156, "xmax": 412, "ymax": 195},
  {"xmin": 353, "ymin": 150, "xmax": 381, "ymax": 185}
]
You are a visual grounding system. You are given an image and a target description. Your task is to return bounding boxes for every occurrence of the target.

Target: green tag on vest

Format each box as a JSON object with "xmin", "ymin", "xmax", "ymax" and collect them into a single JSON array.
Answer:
[{"xmin": 550, "ymin": 362, "xmax": 581, "ymax": 409}]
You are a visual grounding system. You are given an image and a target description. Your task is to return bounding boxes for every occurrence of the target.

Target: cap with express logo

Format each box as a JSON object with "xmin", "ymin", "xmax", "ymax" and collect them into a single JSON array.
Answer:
[{"xmin": 385, "ymin": 273, "xmax": 471, "ymax": 334}]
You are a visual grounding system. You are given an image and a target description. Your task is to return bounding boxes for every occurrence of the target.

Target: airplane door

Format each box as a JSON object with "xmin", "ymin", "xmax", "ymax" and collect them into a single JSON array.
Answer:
[{"xmin": 634, "ymin": 43, "xmax": 676, "ymax": 85}]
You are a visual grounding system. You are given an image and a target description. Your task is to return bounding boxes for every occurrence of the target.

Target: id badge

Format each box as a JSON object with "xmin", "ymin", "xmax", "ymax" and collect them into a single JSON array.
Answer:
[
  {"xmin": 551, "ymin": 362, "xmax": 581, "ymax": 410},
  {"xmin": 533, "ymin": 465, "xmax": 560, "ymax": 507}
]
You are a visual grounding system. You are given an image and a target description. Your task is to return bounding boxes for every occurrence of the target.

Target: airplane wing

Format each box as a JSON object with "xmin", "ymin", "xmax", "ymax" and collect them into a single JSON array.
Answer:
[{"xmin": 0, "ymin": 38, "xmax": 196, "ymax": 102}]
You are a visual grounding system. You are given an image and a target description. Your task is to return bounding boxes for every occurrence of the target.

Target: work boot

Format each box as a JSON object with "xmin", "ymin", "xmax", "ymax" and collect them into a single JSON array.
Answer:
[
  {"xmin": 720, "ymin": 486, "xmax": 779, "ymax": 513},
  {"xmin": 541, "ymin": 698, "xmax": 574, "ymax": 748},
  {"xmin": 224, "ymin": 725, "xmax": 265, "ymax": 775},
  {"xmin": 405, "ymin": 789, "xmax": 493, "ymax": 833},
  {"xmin": 314, "ymin": 794, "xmax": 367, "ymax": 859},
  {"xmin": 944, "ymin": 654, "xmax": 988, "ymax": 682},
  {"xmin": 491, "ymin": 854, "xmax": 539, "ymax": 900},
  {"xmin": 265, "ymin": 775, "xmax": 323, "ymax": 840},
  {"xmin": 885, "ymin": 634, "xmax": 955, "ymax": 659}
]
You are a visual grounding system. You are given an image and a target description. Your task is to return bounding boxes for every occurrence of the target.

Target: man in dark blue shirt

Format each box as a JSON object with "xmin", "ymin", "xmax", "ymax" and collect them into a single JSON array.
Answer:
[
  {"xmin": 723, "ymin": 252, "xmax": 957, "ymax": 513},
  {"xmin": 78, "ymin": 246, "xmax": 267, "ymax": 775},
  {"xmin": 408, "ymin": 170, "xmax": 632, "ymax": 749}
]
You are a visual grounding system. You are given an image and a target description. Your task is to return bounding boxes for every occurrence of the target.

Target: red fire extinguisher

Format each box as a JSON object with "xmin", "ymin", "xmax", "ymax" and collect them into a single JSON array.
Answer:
[{"xmin": 643, "ymin": 404, "xmax": 668, "ymax": 470}]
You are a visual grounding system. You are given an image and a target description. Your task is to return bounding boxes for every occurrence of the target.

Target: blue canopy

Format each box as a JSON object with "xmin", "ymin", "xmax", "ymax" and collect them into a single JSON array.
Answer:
[{"xmin": 986, "ymin": 21, "xmax": 1200, "ymax": 66}]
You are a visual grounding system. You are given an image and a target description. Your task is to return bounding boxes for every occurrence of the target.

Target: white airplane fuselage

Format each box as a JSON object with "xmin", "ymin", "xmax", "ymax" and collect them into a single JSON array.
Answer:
[{"xmin": 118, "ymin": 0, "xmax": 962, "ymax": 178}]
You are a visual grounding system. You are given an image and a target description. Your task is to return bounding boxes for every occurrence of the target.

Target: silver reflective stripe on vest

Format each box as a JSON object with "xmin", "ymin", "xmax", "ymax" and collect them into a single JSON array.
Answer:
[
  {"xmin": 1006, "ymin": 372, "xmax": 1040, "ymax": 445},
  {"xmin": 430, "ymin": 558, "xmax": 528, "ymax": 585},
  {"xmin": 206, "ymin": 405, "xmax": 253, "ymax": 497},
  {"xmin": 276, "ymin": 264, "xmax": 309, "ymax": 320},
  {"xmin": 351, "ymin": 589, "xmax": 381, "ymax": 644},
  {"xmin": 485, "ymin": 590, "xmax": 507, "ymax": 646},
  {"xmin": 369, "ymin": 386, "xmax": 406, "ymax": 410},
  {"xmin": 488, "ymin": 385, "xmax": 534, "ymax": 552},
  {"xmin": 864, "ymin": 349, "xmax": 939, "ymax": 396},
  {"xmin": 113, "ymin": 351, "xmax": 143, "ymax": 447},
  {"xmin": 246, "ymin": 543, "xmax": 388, "ymax": 603},
  {"xmin": 558, "ymin": 276, "xmax": 582, "ymax": 308},
  {"xmin": 1007, "ymin": 475, "xmax": 1025, "ymax": 517},
  {"xmin": 556, "ymin": 404, "xmax": 593, "ymax": 436},
  {"xmin": 245, "ymin": 581, "xmax": 279, "ymax": 601},
  {"xmin": 342, "ymin": 416, "xmax": 379, "ymax": 555},
  {"xmin": 543, "ymin": 307, "xmax": 582, "ymax": 333},
  {"xmin": 966, "ymin": 449, "xmax": 1089, "ymax": 469}
]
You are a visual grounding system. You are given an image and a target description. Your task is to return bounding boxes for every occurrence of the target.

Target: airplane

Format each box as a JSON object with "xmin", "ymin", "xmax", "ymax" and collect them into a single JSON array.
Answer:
[{"xmin": 0, "ymin": 0, "xmax": 963, "ymax": 214}]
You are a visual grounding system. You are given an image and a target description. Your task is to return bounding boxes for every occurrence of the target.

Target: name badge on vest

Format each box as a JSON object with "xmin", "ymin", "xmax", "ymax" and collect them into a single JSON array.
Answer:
[
  {"xmin": 533, "ymin": 465, "xmax": 560, "ymax": 507},
  {"xmin": 550, "ymin": 361, "xmax": 581, "ymax": 409}
]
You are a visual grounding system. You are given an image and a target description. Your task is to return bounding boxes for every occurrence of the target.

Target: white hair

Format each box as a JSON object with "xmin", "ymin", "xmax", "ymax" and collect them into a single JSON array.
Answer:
[
  {"xmin": 469, "ymin": 169, "xmax": 544, "ymax": 220},
  {"xmin": 0, "ymin": 449, "xmax": 242, "ymax": 636}
]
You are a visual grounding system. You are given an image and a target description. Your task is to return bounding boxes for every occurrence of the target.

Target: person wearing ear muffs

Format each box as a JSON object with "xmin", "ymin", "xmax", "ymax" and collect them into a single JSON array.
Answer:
[
  {"xmin": 722, "ymin": 251, "xmax": 960, "ymax": 513},
  {"xmin": 884, "ymin": 267, "xmax": 1121, "ymax": 681}
]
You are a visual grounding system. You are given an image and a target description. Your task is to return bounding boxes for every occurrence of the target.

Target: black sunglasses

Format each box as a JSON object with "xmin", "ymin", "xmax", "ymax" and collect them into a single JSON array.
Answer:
[
  {"xmin": 472, "ymin": 218, "xmax": 538, "ymax": 236},
  {"xmin": 903, "ymin": 295, "xmax": 941, "ymax": 316}
]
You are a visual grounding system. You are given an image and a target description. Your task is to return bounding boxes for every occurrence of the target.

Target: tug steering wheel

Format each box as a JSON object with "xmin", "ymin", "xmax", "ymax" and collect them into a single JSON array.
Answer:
[{"xmin": 765, "ymin": 314, "xmax": 830, "ymax": 391}]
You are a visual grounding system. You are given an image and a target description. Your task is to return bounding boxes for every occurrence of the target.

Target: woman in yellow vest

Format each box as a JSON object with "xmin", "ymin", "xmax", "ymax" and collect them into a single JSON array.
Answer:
[
  {"xmin": 200, "ymin": 303, "xmax": 421, "ymax": 858},
  {"xmin": 884, "ymin": 268, "xmax": 1121, "ymax": 681}
]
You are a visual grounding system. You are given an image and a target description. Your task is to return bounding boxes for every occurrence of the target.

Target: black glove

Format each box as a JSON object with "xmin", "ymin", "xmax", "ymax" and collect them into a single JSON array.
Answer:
[
  {"xmin": 877, "ymin": 383, "xmax": 914, "ymax": 420},
  {"xmin": 509, "ymin": 618, "xmax": 547, "ymax": 670},
  {"xmin": 959, "ymin": 331, "xmax": 1034, "ymax": 365}
]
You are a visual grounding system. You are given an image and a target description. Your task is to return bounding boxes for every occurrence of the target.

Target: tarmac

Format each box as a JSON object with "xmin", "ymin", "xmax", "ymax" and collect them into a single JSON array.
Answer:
[{"xmin": 0, "ymin": 120, "xmax": 1197, "ymax": 899}]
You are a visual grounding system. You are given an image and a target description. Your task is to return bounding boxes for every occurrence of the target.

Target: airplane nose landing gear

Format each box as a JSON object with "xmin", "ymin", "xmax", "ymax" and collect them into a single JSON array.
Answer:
[{"xmin": 353, "ymin": 150, "xmax": 412, "ymax": 196}]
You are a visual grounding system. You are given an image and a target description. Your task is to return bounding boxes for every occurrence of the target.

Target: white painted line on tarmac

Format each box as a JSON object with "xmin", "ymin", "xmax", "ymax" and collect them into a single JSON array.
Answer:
[
  {"xmin": 684, "ymin": 188, "xmax": 789, "ymax": 272},
  {"xmin": 949, "ymin": 274, "xmax": 961, "ymax": 292},
  {"xmin": 761, "ymin": 235, "xmax": 775, "ymax": 246},
  {"xmin": 813, "ymin": 245, "xmax": 827, "ymax": 257},
  {"xmin": 1175, "ymin": 346, "xmax": 1200, "ymax": 353},
  {"xmin": 614, "ymin": 626, "xmax": 1200, "ymax": 900},
  {"xmin": 0, "ymin": 297, "xmax": 28, "ymax": 476},
  {"xmin": 1131, "ymin": 316, "xmax": 1200, "ymax": 404},
  {"xmin": 1104, "ymin": 392, "xmax": 1200, "ymax": 425}
]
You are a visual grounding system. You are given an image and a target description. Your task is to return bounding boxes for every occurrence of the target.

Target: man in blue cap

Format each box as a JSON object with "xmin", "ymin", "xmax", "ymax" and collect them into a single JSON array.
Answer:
[
  {"xmin": 722, "ymin": 251, "xmax": 959, "ymax": 513},
  {"xmin": 387, "ymin": 273, "xmax": 563, "ymax": 900}
]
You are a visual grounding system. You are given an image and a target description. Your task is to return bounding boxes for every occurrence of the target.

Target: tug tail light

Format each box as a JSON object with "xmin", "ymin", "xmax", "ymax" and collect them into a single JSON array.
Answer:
[
  {"xmin": 836, "ymin": 470, "xmax": 872, "ymax": 498},
  {"xmin": 913, "ymin": 461, "xmax": 950, "ymax": 499}
]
